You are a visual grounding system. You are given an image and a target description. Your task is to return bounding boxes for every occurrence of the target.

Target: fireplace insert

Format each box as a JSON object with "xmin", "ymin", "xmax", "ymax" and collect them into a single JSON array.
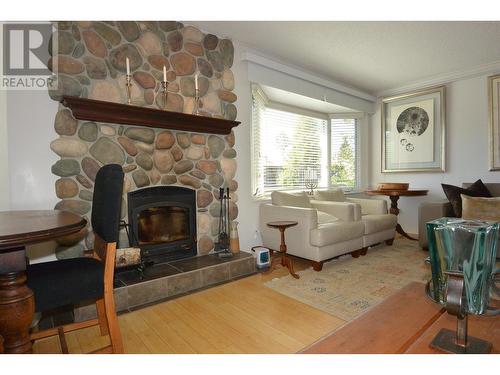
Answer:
[{"xmin": 127, "ymin": 186, "xmax": 197, "ymax": 264}]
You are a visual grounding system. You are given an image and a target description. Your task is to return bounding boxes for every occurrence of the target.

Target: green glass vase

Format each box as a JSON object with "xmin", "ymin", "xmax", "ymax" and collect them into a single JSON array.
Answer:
[{"xmin": 426, "ymin": 217, "xmax": 499, "ymax": 315}]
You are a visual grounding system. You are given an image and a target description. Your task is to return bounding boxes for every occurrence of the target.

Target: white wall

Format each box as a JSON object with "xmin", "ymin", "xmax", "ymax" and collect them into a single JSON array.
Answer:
[
  {"xmin": 229, "ymin": 42, "xmax": 262, "ymax": 250},
  {"xmin": 0, "ymin": 90, "xmax": 9, "ymax": 211},
  {"xmin": 370, "ymin": 74, "xmax": 499, "ymax": 235},
  {"xmin": 0, "ymin": 24, "xmax": 9, "ymax": 211},
  {"xmin": 5, "ymin": 90, "xmax": 59, "ymax": 262},
  {"xmin": 6, "ymin": 90, "xmax": 59, "ymax": 210}
]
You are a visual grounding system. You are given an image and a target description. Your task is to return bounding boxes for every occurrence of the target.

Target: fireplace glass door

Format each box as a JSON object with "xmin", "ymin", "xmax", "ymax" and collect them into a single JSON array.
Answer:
[{"xmin": 137, "ymin": 206, "xmax": 190, "ymax": 246}]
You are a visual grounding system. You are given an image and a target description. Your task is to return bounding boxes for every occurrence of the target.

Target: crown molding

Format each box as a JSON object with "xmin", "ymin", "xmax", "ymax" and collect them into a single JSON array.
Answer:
[
  {"xmin": 376, "ymin": 60, "xmax": 500, "ymax": 98},
  {"xmin": 241, "ymin": 51, "xmax": 376, "ymax": 102}
]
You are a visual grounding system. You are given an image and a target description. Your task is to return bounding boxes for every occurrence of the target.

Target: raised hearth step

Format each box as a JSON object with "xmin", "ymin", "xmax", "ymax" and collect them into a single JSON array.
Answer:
[{"xmin": 74, "ymin": 252, "xmax": 256, "ymax": 322}]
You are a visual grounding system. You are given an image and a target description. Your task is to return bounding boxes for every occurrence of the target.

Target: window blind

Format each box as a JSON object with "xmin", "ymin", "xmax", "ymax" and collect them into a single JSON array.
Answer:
[
  {"xmin": 252, "ymin": 85, "xmax": 360, "ymax": 196},
  {"xmin": 330, "ymin": 118, "xmax": 358, "ymax": 188},
  {"xmin": 252, "ymin": 89, "xmax": 328, "ymax": 194}
]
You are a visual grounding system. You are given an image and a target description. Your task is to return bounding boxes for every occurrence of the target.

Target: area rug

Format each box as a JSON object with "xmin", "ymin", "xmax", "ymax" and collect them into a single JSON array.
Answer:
[{"xmin": 264, "ymin": 239, "xmax": 431, "ymax": 322}]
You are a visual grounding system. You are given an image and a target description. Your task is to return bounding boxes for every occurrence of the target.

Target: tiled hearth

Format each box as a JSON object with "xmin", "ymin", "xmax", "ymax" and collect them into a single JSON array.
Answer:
[{"xmin": 73, "ymin": 252, "xmax": 256, "ymax": 322}]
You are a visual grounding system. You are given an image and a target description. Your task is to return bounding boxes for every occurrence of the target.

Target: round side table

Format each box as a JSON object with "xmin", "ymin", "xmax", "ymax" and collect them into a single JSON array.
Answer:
[
  {"xmin": 266, "ymin": 221, "xmax": 299, "ymax": 279},
  {"xmin": 365, "ymin": 189, "xmax": 428, "ymax": 240}
]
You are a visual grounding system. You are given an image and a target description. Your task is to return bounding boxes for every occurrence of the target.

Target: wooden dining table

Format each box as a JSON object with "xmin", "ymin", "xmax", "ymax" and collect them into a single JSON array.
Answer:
[{"xmin": 0, "ymin": 210, "xmax": 86, "ymax": 354}]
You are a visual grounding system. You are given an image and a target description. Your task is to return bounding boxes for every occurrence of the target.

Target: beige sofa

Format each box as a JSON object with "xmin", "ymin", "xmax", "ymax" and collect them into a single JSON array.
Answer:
[
  {"xmin": 259, "ymin": 190, "xmax": 397, "ymax": 271},
  {"xmin": 312, "ymin": 190, "xmax": 396, "ymax": 249},
  {"xmin": 418, "ymin": 183, "xmax": 500, "ymax": 249}
]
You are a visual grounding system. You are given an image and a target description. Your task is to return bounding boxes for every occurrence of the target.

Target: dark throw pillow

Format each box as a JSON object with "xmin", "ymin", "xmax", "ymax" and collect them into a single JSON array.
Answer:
[{"xmin": 441, "ymin": 179, "xmax": 492, "ymax": 217}]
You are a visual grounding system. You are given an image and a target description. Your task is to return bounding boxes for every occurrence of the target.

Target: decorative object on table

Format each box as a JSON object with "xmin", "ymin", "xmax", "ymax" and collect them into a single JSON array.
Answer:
[
  {"xmin": 125, "ymin": 57, "xmax": 132, "ymax": 105},
  {"xmin": 161, "ymin": 65, "xmax": 169, "ymax": 110},
  {"xmin": 193, "ymin": 73, "xmax": 200, "ymax": 115},
  {"xmin": 488, "ymin": 73, "xmax": 500, "ymax": 170},
  {"xmin": 377, "ymin": 182, "xmax": 409, "ymax": 191},
  {"xmin": 381, "ymin": 86, "xmax": 446, "ymax": 173},
  {"xmin": 426, "ymin": 217, "xmax": 500, "ymax": 353},
  {"xmin": 229, "ymin": 220, "xmax": 240, "ymax": 254},
  {"xmin": 251, "ymin": 246, "xmax": 271, "ymax": 269},
  {"xmin": 266, "ymin": 221, "xmax": 299, "ymax": 279},
  {"xmin": 214, "ymin": 187, "xmax": 232, "ymax": 258},
  {"xmin": 304, "ymin": 168, "xmax": 318, "ymax": 195},
  {"xmin": 366, "ymin": 187, "xmax": 428, "ymax": 240}
]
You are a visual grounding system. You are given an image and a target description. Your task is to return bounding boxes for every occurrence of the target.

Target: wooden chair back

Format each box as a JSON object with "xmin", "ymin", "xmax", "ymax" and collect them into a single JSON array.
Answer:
[{"xmin": 93, "ymin": 233, "xmax": 117, "ymax": 295}]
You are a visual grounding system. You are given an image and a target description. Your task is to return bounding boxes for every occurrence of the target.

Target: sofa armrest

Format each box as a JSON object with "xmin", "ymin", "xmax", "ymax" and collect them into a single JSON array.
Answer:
[
  {"xmin": 346, "ymin": 197, "xmax": 388, "ymax": 216},
  {"xmin": 311, "ymin": 200, "xmax": 360, "ymax": 222},
  {"xmin": 418, "ymin": 200, "xmax": 454, "ymax": 249},
  {"xmin": 259, "ymin": 204, "xmax": 317, "ymax": 252}
]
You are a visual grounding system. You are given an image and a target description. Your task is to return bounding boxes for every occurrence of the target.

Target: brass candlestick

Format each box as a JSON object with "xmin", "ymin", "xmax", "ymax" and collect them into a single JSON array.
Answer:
[
  {"xmin": 125, "ymin": 74, "xmax": 132, "ymax": 105},
  {"xmin": 193, "ymin": 88, "xmax": 200, "ymax": 115},
  {"xmin": 161, "ymin": 81, "xmax": 169, "ymax": 110}
]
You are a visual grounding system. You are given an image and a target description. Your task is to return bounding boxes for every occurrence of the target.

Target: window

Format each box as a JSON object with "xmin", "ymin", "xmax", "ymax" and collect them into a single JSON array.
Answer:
[
  {"xmin": 252, "ymin": 86, "xmax": 360, "ymax": 197},
  {"xmin": 330, "ymin": 118, "xmax": 358, "ymax": 189}
]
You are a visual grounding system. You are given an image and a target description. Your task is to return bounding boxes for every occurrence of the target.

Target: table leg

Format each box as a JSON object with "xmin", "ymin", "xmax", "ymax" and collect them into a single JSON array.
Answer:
[
  {"xmin": 396, "ymin": 224, "xmax": 418, "ymax": 241},
  {"xmin": 389, "ymin": 196, "xmax": 418, "ymax": 241},
  {"xmin": 0, "ymin": 247, "xmax": 35, "ymax": 354},
  {"xmin": 389, "ymin": 196, "xmax": 400, "ymax": 216},
  {"xmin": 279, "ymin": 228, "xmax": 299, "ymax": 279}
]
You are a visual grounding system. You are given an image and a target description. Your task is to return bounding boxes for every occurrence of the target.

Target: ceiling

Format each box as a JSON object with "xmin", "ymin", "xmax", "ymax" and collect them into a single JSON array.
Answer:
[{"xmin": 189, "ymin": 21, "xmax": 500, "ymax": 95}]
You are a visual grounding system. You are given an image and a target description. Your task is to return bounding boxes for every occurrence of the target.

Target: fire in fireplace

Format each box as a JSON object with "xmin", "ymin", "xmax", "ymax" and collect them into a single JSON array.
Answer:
[{"xmin": 127, "ymin": 186, "xmax": 197, "ymax": 264}]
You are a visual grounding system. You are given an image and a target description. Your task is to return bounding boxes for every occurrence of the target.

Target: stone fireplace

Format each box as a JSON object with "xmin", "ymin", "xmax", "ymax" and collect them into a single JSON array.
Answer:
[
  {"xmin": 47, "ymin": 21, "xmax": 239, "ymax": 259},
  {"xmin": 128, "ymin": 186, "xmax": 197, "ymax": 264}
]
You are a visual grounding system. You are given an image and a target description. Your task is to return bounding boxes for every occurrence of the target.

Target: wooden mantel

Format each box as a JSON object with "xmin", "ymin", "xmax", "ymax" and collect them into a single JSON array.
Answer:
[{"xmin": 61, "ymin": 96, "xmax": 241, "ymax": 135}]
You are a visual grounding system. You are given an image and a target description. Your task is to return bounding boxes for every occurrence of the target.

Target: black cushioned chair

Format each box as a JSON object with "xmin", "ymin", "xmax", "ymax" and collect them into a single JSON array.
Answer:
[{"xmin": 28, "ymin": 164, "xmax": 124, "ymax": 354}]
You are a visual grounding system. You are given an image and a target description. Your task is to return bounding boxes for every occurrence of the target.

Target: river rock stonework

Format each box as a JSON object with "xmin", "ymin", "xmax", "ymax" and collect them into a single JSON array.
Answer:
[{"xmin": 48, "ymin": 21, "xmax": 237, "ymax": 258}]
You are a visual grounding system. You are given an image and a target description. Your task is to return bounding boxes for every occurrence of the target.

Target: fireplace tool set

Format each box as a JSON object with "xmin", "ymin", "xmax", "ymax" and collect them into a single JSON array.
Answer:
[{"xmin": 214, "ymin": 187, "xmax": 232, "ymax": 258}]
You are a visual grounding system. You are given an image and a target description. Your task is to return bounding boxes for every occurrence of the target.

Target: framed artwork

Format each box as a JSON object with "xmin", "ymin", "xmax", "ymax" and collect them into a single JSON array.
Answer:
[
  {"xmin": 488, "ymin": 74, "xmax": 500, "ymax": 171},
  {"xmin": 381, "ymin": 86, "xmax": 446, "ymax": 173}
]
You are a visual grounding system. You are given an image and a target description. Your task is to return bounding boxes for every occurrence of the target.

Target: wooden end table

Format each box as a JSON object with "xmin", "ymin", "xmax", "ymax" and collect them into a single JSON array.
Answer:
[
  {"xmin": 266, "ymin": 221, "xmax": 299, "ymax": 279},
  {"xmin": 0, "ymin": 210, "xmax": 87, "ymax": 354},
  {"xmin": 365, "ymin": 189, "xmax": 428, "ymax": 241}
]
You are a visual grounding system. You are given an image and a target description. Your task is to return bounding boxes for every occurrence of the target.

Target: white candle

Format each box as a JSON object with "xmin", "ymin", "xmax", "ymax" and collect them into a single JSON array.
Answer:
[
  {"xmin": 126, "ymin": 57, "xmax": 130, "ymax": 75},
  {"xmin": 163, "ymin": 65, "xmax": 167, "ymax": 82},
  {"xmin": 195, "ymin": 73, "xmax": 199, "ymax": 90}
]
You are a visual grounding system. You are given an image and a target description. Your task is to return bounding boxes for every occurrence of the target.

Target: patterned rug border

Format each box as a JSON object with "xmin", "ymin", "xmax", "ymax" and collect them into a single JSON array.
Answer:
[{"xmin": 264, "ymin": 239, "xmax": 431, "ymax": 322}]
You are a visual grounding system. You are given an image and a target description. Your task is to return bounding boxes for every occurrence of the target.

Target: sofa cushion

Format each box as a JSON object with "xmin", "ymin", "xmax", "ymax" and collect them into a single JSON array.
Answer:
[
  {"xmin": 271, "ymin": 191, "xmax": 312, "ymax": 208},
  {"xmin": 442, "ymin": 179, "xmax": 492, "ymax": 217},
  {"xmin": 310, "ymin": 221, "xmax": 365, "ymax": 247},
  {"xmin": 317, "ymin": 211, "xmax": 338, "ymax": 224},
  {"xmin": 361, "ymin": 214, "xmax": 397, "ymax": 235},
  {"xmin": 461, "ymin": 195, "xmax": 500, "ymax": 221},
  {"xmin": 314, "ymin": 189, "xmax": 346, "ymax": 202}
]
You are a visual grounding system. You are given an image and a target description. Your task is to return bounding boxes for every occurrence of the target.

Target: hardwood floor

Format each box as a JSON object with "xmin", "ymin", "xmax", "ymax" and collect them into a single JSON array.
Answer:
[{"xmin": 32, "ymin": 257, "xmax": 345, "ymax": 354}]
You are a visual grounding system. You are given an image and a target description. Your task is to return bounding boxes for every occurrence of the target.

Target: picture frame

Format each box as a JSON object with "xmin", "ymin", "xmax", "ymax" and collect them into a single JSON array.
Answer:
[
  {"xmin": 381, "ymin": 86, "xmax": 446, "ymax": 173},
  {"xmin": 488, "ymin": 74, "xmax": 500, "ymax": 171}
]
